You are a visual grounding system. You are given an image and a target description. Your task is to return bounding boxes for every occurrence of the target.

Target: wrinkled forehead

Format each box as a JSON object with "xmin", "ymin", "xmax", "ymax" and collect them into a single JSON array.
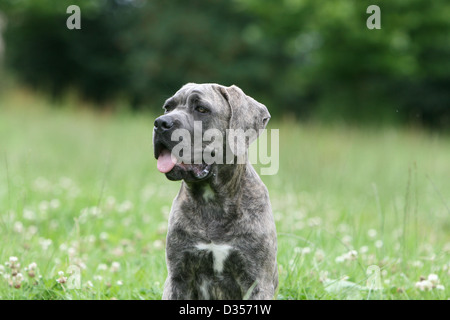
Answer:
[{"xmin": 165, "ymin": 83, "xmax": 226, "ymax": 109}]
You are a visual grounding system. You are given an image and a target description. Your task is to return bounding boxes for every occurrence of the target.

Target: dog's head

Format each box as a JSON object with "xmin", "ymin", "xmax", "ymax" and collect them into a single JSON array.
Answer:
[{"xmin": 153, "ymin": 83, "xmax": 270, "ymax": 182}]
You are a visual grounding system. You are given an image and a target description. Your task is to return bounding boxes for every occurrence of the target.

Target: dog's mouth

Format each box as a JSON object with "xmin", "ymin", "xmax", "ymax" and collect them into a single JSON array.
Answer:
[{"xmin": 154, "ymin": 142, "xmax": 212, "ymax": 180}]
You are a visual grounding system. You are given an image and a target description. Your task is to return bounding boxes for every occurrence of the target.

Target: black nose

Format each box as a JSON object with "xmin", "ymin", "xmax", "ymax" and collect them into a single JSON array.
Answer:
[{"xmin": 154, "ymin": 115, "xmax": 174, "ymax": 132}]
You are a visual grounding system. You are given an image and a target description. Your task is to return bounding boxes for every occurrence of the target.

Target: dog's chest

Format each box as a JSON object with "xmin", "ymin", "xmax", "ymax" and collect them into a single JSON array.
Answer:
[
  {"xmin": 176, "ymin": 240, "xmax": 247, "ymax": 299},
  {"xmin": 169, "ymin": 190, "xmax": 255, "ymax": 298},
  {"xmin": 195, "ymin": 242, "xmax": 233, "ymax": 274}
]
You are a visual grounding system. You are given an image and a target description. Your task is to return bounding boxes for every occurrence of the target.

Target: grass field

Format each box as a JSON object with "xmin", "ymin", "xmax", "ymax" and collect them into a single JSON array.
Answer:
[{"xmin": 0, "ymin": 89, "xmax": 449, "ymax": 300}]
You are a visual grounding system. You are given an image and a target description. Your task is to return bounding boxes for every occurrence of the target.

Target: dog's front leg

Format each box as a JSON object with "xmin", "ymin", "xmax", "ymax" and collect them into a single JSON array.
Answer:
[{"xmin": 162, "ymin": 275, "xmax": 193, "ymax": 300}]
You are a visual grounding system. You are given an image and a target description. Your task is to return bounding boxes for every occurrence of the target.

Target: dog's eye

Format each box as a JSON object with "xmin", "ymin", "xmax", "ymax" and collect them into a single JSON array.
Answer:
[
  {"xmin": 195, "ymin": 106, "xmax": 209, "ymax": 114},
  {"xmin": 163, "ymin": 105, "xmax": 172, "ymax": 114}
]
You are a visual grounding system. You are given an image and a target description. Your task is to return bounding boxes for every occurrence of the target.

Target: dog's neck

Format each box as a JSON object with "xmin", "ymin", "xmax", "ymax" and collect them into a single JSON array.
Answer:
[{"xmin": 181, "ymin": 160, "xmax": 249, "ymax": 206}]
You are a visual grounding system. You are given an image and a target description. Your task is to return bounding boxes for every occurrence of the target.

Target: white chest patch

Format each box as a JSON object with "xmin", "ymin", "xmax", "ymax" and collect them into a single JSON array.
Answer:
[
  {"xmin": 202, "ymin": 185, "xmax": 215, "ymax": 202},
  {"xmin": 195, "ymin": 242, "xmax": 233, "ymax": 273}
]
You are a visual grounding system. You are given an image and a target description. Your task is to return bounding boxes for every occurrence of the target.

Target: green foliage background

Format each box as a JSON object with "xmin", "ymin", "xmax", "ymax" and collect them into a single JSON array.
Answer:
[{"xmin": 0, "ymin": 0, "xmax": 449, "ymax": 127}]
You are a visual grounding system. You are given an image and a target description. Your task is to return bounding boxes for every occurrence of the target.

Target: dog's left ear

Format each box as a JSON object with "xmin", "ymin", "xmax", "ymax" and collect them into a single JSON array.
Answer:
[
  {"xmin": 217, "ymin": 84, "xmax": 271, "ymax": 145},
  {"xmin": 215, "ymin": 84, "xmax": 270, "ymax": 159}
]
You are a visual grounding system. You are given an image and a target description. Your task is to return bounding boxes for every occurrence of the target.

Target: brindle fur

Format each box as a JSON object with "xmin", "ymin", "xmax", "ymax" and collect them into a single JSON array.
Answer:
[{"xmin": 153, "ymin": 83, "xmax": 277, "ymax": 300}]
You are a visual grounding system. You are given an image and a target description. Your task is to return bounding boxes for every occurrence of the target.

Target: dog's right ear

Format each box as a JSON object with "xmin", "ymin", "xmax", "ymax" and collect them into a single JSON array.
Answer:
[{"xmin": 215, "ymin": 84, "xmax": 270, "ymax": 158}]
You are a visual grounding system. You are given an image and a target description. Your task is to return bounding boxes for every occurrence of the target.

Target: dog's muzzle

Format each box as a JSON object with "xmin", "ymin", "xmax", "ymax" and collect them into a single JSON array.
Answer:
[
  {"xmin": 154, "ymin": 115, "xmax": 177, "ymax": 173},
  {"xmin": 153, "ymin": 115, "xmax": 213, "ymax": 181}
]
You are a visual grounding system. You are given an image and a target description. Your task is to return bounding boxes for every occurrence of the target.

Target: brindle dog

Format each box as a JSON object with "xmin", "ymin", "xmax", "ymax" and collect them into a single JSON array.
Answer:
[{"xmin": 153, "ymin": 83, "xmax": 277, "ymax": 300}]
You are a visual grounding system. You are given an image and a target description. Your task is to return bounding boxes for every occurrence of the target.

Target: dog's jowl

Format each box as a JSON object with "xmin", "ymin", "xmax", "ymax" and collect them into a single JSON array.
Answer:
[{"xmin": 153, "ymin": 83, "xmax": 278, "ymax": 300}]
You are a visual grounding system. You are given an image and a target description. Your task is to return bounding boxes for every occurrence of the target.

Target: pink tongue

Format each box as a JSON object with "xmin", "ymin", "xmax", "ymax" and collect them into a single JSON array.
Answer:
[{"xmin": 157, "ymin": 149, "xmax": 177, "ymax": 173}]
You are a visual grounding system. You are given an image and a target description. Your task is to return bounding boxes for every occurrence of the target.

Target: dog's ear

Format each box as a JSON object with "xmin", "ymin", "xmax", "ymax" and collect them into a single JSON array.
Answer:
[{"xmin": 216, "ymin": 84, "xmax": 270, "ymax": 157}]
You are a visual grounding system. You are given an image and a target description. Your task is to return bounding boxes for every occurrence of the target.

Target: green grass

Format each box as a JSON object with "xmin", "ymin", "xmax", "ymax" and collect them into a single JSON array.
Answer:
[{"xmin": 0, "ymin": 89, "xmax": 449, "ymax": 300}]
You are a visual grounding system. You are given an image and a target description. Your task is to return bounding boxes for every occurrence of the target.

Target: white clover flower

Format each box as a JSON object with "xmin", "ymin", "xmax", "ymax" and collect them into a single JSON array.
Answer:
[
  {"xmin": 427, "ymin": 274, "xmax": 439, "ymax": 284},
  {"xmin": 50, "ymin": 199, "xmax": 61, "ymax": 209},
  {"xmin": 307, "ymin": 217, "xmax": 322, "ymax": 227},
  {"xmin": 156, "ymin": 222, "xmax": 167, "ymax": 234},
  {"xmin": 153, "ymin": 239, "xmax": 164, "ymax": 250},
  {"xmin": 112, "ymin": 247, "xmax": 124, "ymax": 257},
  {"xmin": 8, "ymin": 257, "xmax": 20, "ymax": 271},
  {"xmin": 12, "ymin": 273, "xmax": 24, "ymax": 289},
  {"xmin": 415, "ymin": 280, "xmax": 433, "ymax": 291},
  {"xmin": 319, "ymin": 271, "xmax": 329, "ymax": 283},
  {"xmin": 302, "ymin": 247, "xmax": 312, "ymax": 254},
  {"xmin": 346, "ymin": 250, "xmax": 358, "ymax": 260},
  {"xmin": 160, "ymin": 206, "xmax": 170, "ymax": 217},
  {"xmin": 39, "ymin": 238, "xmax": 52, "ymax": 251},
  {"xmin": 97, "ymin": 264, "xmax": 108, "ymax": 271},
  {"xmin": 56, "ymin": 271, "xmax": 67, "ymax": 284},
  {"xmin": 340, "ymin": 275, "xmax": 350, "ymax": 281},
  {"xmin": 68, "ymin": 256, "xmax": 86, "ymax": 270},
  {"xmin": 116, "ymin": 280, "xmax": 123, "ymax": 286},
  {"xmin": 27, "ymin": 225, "xmax": 38, "ymax": 236},
  {"xmin": 89, "ymin": 206, "xmax": 102, "ymax": 216},
  {"xmin": 412, "ymin": 260, "xmax": 424, "ymax": 268},
  {"xmin": 288, "ymin": 259, "xmax": 296, "ymax": 268},
  {"xmin": 375, "ymin": 240, "xmax": 383, "ymax": 248},
  {"xmin": 27, "ymin": 263, "xmax": 37, "ymax": 278},
  {"xmin": 9, "ymin": 256, "xmax": 18, "ymax": 263},
  {"xmin": 117, "ymin": 200, "xmax": 133, "ymax": 213},
  {"xmin": 314, "ymin": 249, "xmax": 325, "ymax": 262},
  {"xmin": 359, "ymin": 246, "xmax": 369, "ymax": 254},
  {"xmin": 335, "ymin": 250, "xmax": 358, "ymax": 263},
  {"xmin": 67, "ymin": 247, "xmax": 77, "ymax": 257},
  {"xmin": 367, "ymin": 229, "xmax": 377, "ymax": 238},
  {"xmin": 341, "ymin": 235, "xmax": 352, "ymax": 245},
  {"xmin": 99, "ymin": 232, "xmax": 109, "ymax": 241},
  {"xmin": 86, "ymin": 235, "xmax": 96, "ymax": 244},
  {"xmin": 443, "ymin": 263, "xmax": 450, "ymax": 276},
  {"xmin": 415, "ymin": 273, "xmax": 444, "ymax": 291},
  {"xmin": 294, "ymin": 247, "xmax": 311, "ymax": 255},
  {"xmin": 443, "ymin": 242, "xmax": 450, "ymax": 253},
  {"xmin": 111, "ymin": 262, "xmax": 121, "ymax": 273},
  {"xmin": 13, "ymin": 221, "xmax": 24, "ymax": 233},
  {"xmin": 93, "ymin": 275, "xmax": 103, "ymax": 281},
  {"xmin": 39, "ymin": 201, "xmax": 49, "ymax": 213},
  {"xmin": 23, "ymin": 209, "xmax": 36, "ymax": 220},
  {"xmin": 59, "ymin": 177, "xmax": 73, "ymax": 189},
  {"xmin": 337, "ymin": 223, "xmax": 350, "ymax": 233}
]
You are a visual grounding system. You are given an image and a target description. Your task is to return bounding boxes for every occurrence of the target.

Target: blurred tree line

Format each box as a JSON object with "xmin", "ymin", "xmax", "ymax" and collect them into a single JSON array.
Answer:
[{"xmin": 0, "ymin": 0, "xmax": 449, "ymax": 127}]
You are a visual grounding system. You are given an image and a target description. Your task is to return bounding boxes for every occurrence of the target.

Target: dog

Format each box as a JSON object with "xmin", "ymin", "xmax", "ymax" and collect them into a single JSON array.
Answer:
[{"xmin": 153, "ymin": 83, "xmax": 277, "ymax": 300}]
